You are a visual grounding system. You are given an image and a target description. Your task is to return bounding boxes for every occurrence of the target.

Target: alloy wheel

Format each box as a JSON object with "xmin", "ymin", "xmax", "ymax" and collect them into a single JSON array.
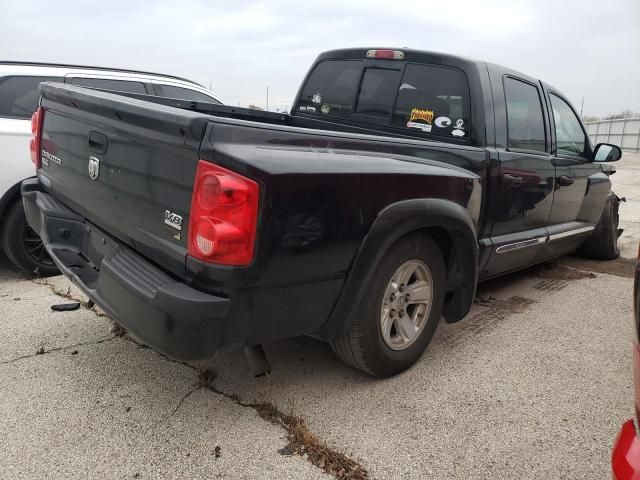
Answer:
[{"xmin": 380, "ymin": 259, "xmax": 433, "ymax": 351}]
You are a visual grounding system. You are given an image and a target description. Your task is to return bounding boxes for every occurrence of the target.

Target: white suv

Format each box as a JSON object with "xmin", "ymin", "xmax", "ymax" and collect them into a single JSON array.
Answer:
[{"xmin": 0, "ymin": 61, "xmax": 224, "ymax": 276}]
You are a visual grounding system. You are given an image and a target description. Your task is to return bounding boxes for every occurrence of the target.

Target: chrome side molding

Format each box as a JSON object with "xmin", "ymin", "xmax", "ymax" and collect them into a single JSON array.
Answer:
[
  {"xmin": 547, "ymin": 226, "xmax": 594, "ymax": 242},
  {"xmin": 495, "ymin": 237, "xmax": 545, "ymax": 254},
  {"xmin": 494, "ymin": 226, "xmax": 595, "ymax": 254}
]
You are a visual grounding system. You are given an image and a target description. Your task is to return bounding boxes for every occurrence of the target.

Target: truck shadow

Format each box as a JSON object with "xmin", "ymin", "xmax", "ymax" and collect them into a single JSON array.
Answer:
[
  {"xmin": 0, "ymin": 253, "xmax": 603, "ymax": 406},
  {"xmin": 204, "ymin": 260, "xmax": 566, "ymax": 402}
]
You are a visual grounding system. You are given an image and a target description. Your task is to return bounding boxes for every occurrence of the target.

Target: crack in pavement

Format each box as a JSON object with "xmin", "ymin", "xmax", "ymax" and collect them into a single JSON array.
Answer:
[
  {"xmin": 200, "ymin": 376, "xmax": 369, "ymax": 480},
  {"xmin": 167, "ymin": 385, "xmax": 203, "ymax": 419},
  {"xmin": 25, "ymin": 275, "xmax": 368, "ymax": 478},
  {"xmin": 0, "ymin": 336, "xmax": 118, "ymax": 365},
  {"xmin": 152, "ymin": 354, "xmax": 370, "ymax": 479},
  {"xmin": 31, "ymin": 278, "xmax": 108, "ymax": 319}
]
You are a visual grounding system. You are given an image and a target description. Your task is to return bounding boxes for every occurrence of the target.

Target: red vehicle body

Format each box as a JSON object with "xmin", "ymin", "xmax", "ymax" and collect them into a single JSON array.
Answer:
[{"xmin": 612, "ymin": 245, "xmax": 640, "ymax": 479}]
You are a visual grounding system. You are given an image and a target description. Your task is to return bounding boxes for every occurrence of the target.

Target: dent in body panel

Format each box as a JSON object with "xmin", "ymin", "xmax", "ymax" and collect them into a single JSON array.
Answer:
[{"xmin": 548, "ymin": 161, "xmax": 611, "ymax": 227}]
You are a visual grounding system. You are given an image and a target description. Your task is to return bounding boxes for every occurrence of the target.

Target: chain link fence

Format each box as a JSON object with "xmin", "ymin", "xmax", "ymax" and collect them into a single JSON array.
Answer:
[{"xmin": 584, "ymin": 118, "xmax": 640, "ymax": 152}]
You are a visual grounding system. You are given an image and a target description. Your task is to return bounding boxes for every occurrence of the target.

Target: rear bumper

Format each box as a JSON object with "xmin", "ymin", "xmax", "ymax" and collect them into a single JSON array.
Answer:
[
  {"xmin": 22, "ymin": 178, "xmax": 231, "ymax": 361},
  {"xmin": 612, "ymin": 420, "xmax": 640, "ymax": 480}
]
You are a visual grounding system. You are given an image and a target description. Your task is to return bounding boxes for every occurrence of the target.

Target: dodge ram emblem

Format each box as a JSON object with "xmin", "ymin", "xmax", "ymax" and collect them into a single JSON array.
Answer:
[{"xmin": 88, "ymin": 156, "xmax": 100, "ymax": 180}]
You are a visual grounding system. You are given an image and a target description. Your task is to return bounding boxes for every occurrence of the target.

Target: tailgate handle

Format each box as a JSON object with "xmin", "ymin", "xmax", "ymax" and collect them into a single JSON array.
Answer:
[
  {"xmin": 503, "ymin": 173, "xmax": 522, "ymax": 186},
  {"xmin": 88, "ymin": 132, "xmax": 108, "ymax": 154}
]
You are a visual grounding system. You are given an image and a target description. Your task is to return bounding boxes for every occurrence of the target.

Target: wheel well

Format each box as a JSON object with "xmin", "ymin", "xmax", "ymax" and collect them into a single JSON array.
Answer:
[
  {"xmin": 417, "ymin": 226, "xmax": 453, "ymax": 272},
  {"xmin": 401, "ymin": 226, "xmax": 477, "ymax": 323},
  {"xmin": 319, "ymin": 203, "xmax": 479, "ymax": 339}
]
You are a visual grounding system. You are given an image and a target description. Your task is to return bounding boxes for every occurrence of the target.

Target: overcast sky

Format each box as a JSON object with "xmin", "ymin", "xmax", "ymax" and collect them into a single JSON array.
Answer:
[{"xmin": 1, "ymin": 0, "xmax": 638, "ymax": 116}]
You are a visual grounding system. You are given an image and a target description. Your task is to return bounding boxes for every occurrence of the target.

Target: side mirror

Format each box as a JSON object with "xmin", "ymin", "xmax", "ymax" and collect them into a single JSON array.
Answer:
[{"xmin": 593, "ymin": 143, "xmax": 622, "ymax": 162}]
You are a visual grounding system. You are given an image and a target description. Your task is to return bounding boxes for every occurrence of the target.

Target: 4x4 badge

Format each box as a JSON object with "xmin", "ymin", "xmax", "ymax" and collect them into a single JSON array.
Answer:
[{"xmin": 88, "ymin": 156, "xmax": 100, "ymax": 180}]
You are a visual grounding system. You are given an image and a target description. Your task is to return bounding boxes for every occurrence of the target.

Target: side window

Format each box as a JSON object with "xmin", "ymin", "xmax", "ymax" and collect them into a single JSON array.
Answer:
[
  {"xmin": 549, "ymin": 93, "xmax": 588, "ymax": 157},
  {"xmin": 392, "ymin": 64, "xmax": 470, "ymax": 138},
  {"xmin": 355, "ymin": 68, "xmax": 401, "ymax": 118},
  {"xmin": 297, "ymin": 60, "xmax": 362, "ymax": 117},
  {"xmin": 0, "ymin": 76, "xmax": 63, "ymax": 119},
  {"xmin": 504, "ymin": 77, "xmax": 546, "ymax": 152},
  {"xmin": 70, "ymin": 77, "xmax": 148, "ymax": 94},
  {"xmin": 155, "ymin": 84, "xmax": 221, "ymax": 104}
]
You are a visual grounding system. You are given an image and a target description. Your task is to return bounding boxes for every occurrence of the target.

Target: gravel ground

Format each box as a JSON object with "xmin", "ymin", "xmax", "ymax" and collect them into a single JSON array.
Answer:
[{"xmin": 0, "ymin": 153, "xmax": 638, "ymax": 479}]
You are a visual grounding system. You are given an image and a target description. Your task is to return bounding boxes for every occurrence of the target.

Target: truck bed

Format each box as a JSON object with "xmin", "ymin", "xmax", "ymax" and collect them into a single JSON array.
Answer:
[{"xmin": 37, "ymin": 82, "xmax": 485, "ymax": 284}]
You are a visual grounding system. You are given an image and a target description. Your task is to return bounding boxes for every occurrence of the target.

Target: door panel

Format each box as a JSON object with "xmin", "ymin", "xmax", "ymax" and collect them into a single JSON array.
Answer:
[
  {"xmin": 548, "ymin": 160, "xmax": 609, "ymax": 226},
  {"xmin": 544, "ymin": 90, "xmax": 611, "ymax": 256},
  {"xmin": 492, "ymin": 152, "xmax": 555, "ymax": 237},
  {"xmin": 484, "ymin": 151, "xmax": 554, "ymax": 277},
  {"xmin": 482, "ymin": 72, "xmax": 555, "ymax": 278}
]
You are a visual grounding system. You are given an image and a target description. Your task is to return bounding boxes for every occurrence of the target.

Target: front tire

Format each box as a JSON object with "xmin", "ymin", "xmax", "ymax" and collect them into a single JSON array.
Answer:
[
  {"xmin": 0, "ymin": 199, "xmax": 59, "ymax": 277},
  {"xmin": 331, "ymin": 234, "xmax": 446, "ymax": 377},
  {"xmin": 578, "ymin": 193, "xmax": 620, "ymax": 260}
]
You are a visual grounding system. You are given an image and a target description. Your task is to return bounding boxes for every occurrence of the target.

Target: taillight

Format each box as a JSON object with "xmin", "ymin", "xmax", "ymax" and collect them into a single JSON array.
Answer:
[
  {"xmin": 365, "ymin": 49, "xmax": 405, "ymax": 60},
  {"xmin": 188, "ymin": 160, "xmax": 259, "ymax": 266},
  {"xmin": 29, "ymin": 107, "xmax": 44, "ymax": 169}
]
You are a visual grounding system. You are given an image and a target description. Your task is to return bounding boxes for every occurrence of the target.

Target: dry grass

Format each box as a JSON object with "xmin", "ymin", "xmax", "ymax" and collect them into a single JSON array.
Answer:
[
  {"xmin": 109, "ymin": 321, "xmax": 127, "ymax": 337},
  {"xmin": 196, "ymin": 366, "xmax": 368, "ymax": 480},
  {"xmin": 253, "ymin": 402, "xmax": 369, "ymax": 479}
]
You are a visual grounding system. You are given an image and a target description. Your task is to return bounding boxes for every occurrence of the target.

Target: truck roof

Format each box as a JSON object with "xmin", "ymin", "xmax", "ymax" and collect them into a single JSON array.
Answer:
[
  {"xmin": 317, "ymin": 47, "xmax": 479, "ymax": 67},
  {"xmin": 318, "ymin": 48, "xmax": 542, "ymax": 86}
]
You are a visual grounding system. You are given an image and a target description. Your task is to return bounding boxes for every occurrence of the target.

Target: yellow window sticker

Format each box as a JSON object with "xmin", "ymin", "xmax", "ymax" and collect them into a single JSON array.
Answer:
[
  {"xmin": 408, "ymin": 108, "xmax": 434, "ymax": 124},
  {"xmin": 407, "ymin": 108, "xmax": 435, "ymax": 132}
]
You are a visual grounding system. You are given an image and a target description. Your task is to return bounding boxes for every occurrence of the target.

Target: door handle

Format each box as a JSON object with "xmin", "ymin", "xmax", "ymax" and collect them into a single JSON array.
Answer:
[
  {"xmin": 557, "ymin": 175, "xmax": 575, "ymax": 186},
  {"xmin": 503, "ymin": 173, "xmax": 522, "ymax": 186}
]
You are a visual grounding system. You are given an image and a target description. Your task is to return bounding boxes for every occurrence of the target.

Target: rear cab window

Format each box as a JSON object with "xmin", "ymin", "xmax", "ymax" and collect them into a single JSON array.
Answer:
[
  {"xmin": 0, "ymin": 76, "xmax": 63, "ymax": 119},
  {"xmin": 296, "ymin": 59, "xmax": 471, "ymax": 141},
  {"xmin": 392, "ymin": 64, "xmax": 469, "ymax": 138},
  {"xmin": 297, "ymin": 60, "xmax": 361, "ymax": 118}
]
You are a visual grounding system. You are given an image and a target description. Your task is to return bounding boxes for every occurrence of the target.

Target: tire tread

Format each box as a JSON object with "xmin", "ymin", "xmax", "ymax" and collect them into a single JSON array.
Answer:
[
  {"xmin": 578, "ymin": 193, "xmax": 620, "ymax": 260},
  {"xmin": 0, "ymin": 199, "xmax": 58, "ymax": 277},
  {"xmin": 330, "ymin": 233, "xmax": 445, "ymax": 377}
]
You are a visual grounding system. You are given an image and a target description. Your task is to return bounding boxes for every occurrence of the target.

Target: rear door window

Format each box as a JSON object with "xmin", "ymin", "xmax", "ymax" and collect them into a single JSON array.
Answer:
[
  {"xmin": 504, "ymin": 77, "xmax": 546, "ymax": 152},
  {"xmin": 155, "ymin": 84, "xmax": 221, "ymax": 104},
  {"xmin": 0, "ymin": 76, "xmax": 63, "ymax": 119},
  {"xmin": 297, "ymin": 60, "xmax": 362, "ymax": 117},
  {"xmin": 392, "ymin": 64, "xmax": 471, "ymax": 139},
  {"xmin": 69, "ymin": 77, "xmax": 149, "ymax": 94}
]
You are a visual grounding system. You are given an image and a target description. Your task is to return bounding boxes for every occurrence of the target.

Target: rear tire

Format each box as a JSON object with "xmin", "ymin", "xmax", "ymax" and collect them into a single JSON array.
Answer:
[
  {"xmin": 578, "ymin": 193, "xmax": 620, "ymax": 260},
  {"xmin": 331, "ymin": 234, "xmax": 446, "ymax": 377},
  {"xmin": 0, "ymin": 199, "xmax": 59, "ymax": 278}
]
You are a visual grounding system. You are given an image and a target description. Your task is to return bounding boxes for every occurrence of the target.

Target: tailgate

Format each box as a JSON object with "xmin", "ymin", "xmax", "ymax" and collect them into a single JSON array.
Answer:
[{"xmin": 37, "ymin": 83, "xmax": 210, "ymax": 278}]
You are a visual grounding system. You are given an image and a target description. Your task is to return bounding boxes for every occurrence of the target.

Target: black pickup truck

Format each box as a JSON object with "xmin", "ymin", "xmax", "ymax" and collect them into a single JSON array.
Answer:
[{"xmin": 23, "ymin": 48, "xmax": 622, "ymax": 377}]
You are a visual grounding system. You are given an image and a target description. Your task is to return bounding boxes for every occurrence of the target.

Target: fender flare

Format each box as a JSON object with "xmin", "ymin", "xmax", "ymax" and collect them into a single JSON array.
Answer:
[{"xmin": 319, "ymin": 198, "xmax": 479, "ymax": 339}]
